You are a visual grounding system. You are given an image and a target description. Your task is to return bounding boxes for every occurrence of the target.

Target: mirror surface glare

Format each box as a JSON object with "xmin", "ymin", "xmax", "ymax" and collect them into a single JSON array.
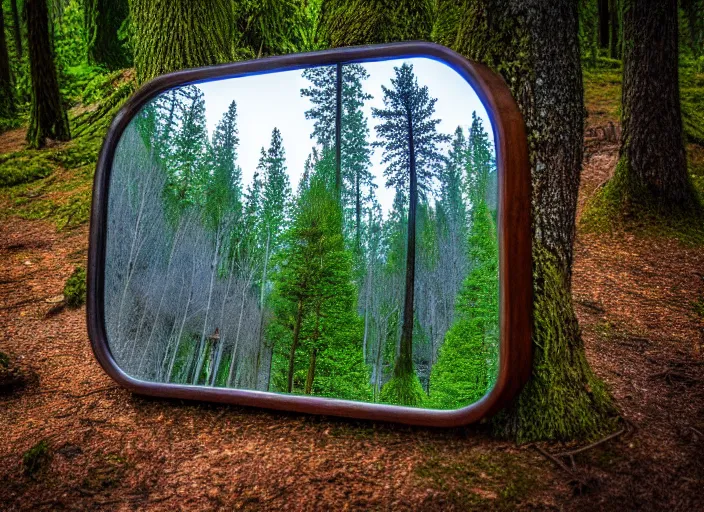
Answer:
[{"xmin": 104, "ymin": 57, "xmax": 499, "ymax": 410}]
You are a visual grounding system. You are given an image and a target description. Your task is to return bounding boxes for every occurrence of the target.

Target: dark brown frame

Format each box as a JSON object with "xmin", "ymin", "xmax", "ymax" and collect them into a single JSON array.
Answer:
[{"xmin": 87, "ymin": 42, "xmax": 532, "ymax": 427}]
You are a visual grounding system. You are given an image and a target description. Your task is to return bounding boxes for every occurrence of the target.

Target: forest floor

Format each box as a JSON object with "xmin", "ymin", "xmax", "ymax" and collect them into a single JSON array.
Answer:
[{"xmin": 1, "ymin": 70, "xmax": 703, "ymax": 511}]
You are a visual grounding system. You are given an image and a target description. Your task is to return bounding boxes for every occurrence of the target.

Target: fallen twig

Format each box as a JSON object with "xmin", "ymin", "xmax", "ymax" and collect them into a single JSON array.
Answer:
[
  {"xmin": 554, "ymin": 428, "xmax": 626, "ymax": 458},
  {"xmin": 531, "ymin": 444, "xmax": 574, "ymax": 475}
]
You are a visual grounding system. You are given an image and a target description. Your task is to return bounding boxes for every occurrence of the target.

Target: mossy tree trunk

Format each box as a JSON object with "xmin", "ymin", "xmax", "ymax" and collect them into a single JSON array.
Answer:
[
  {"xmin": 129, "ymin": 0, "xmax": 233, "ymax": 84},
  {"xmin": 0, "ymin": 5, "xmax": 15, "ymax": 119},
  {"xmin": 85, "ymin": 0, "xmax": 131, "ymax": 70},
  {"xmin": 25, "ymin": 0, "xmax": 70, "ymax": 148},
  {"xmin": 318, "ymin": 0, "xmax": 434, "ymax": 47},
  {"xmin": 435, "ymin": 0, "xmax": 616, "ymax": 442},
  {"xmin": 607, "ymin": 0, "xmax": 699, "ymax": 212}
]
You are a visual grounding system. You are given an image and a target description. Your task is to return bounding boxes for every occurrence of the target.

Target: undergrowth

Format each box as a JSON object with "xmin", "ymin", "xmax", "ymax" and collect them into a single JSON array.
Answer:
[{"xmin": 64, "ymin": 266, "xmax": 87, "ymax": 308}]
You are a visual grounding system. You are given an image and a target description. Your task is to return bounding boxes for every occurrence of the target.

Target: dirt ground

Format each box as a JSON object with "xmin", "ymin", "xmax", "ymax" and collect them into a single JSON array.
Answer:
[{"xmin": 1, "ymin": 132, "xmax": 703, "ymax": 510}]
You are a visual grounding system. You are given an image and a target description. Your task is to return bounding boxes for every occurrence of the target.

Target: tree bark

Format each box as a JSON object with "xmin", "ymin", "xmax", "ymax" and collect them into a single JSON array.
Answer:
[
  {"xmin": 598, "ymin": 0, "xmax": 610, "ymax": 49},
  {"xmin": 435, "ymin": 0, "xmax": 616, "ymax": 441},
  {"xmin": 85, "ymin": 0, "xmax": 131, "ymax": 70},
  {"xmin": 25, "ymin": 0, "xmax": 70, "ymax": 148},
  {"xmin": 129, "ymin": 0, "xmax": 233, "ymax": 83},
  {"xmin": 10, "ymin": 0, "xmax": 22, "ymax": 60},
  {"xmin": 608, "ymin": 0, "xmax": 620, "ymax": 59},
  {"xmin": 611, "ymin": 0, "xmax": 699, "ymax": 211},
  {"xmin": 0, "ymin": 5, "xmax": 15, "ymax": 119}
]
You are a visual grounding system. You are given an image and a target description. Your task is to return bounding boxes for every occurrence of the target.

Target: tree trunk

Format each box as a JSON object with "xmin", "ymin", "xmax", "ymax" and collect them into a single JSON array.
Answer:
[
  {"xmin": 318, "ymin": 0, "xmax": 434, "ymax": 47},
  {"xmin": 85, "ymin": 0, "xmax": 130, "ymax": 70},
  {"xmin": 129, "ymin": 0, "xmax": 233, "ymax": 83},
  {"xmin": 0, "ymin": 5, "xmax": 15, "ymax": 119},
  {"xmin": 609, "ymin": 0, "xmax": 620, "ymax": 59},
  {"xmin": 286, "ymin": 298, "xmax": 304, "ymax": 393},
  {"xmin": 25, "ymin": 0, "xmax": 70, "ymax": 148},
  {"xmin": 598, "ymin": 0, "xmax": 610, "ymax": 48},
  {"xmin": 395, "ymin": 109, "xmax": 417, "ymax": 380},
  {"xmin": 608, "ymin": 0, "xmax": 699, "ymax": 212},
  {"xmin": 10, "ymin": 0, "xmax": 22, "ymax": 60},
  {"xmin": 435, "ymin": 0, "xmax": 616, "ymax": 442}
]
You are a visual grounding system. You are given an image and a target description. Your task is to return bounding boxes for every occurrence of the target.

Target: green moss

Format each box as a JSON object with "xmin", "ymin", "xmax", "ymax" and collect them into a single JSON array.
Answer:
[
  {"xmin": 492, "ymin": 246, "xmax": 618, "ymax": 443},
  {"xmin": 63, "ymin": 266, "xmax": 86, "ymax": 308},
  {"xmin": 581, "ymin": 158, "xmax": 704, "ymax": 246},
  {"xmin": 693, "ymin": 298, "xmax": 704, "ymax": 318},
  {"xmin": 23, "ymin": 440, "xmax": 51, "ymax": 477},
  {"xmin": 0, "ymin": 151, "xmax": 55, "ymax": 188},
  {"xmin": 379, "ymin": 372, "xmax": 426, "ymax": 407}
]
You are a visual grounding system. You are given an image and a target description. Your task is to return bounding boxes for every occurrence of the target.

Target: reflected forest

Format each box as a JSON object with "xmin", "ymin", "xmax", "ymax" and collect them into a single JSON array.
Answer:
[{"xmin": 105, "ymin": 62, "xmax": 498, "ymax": 409}]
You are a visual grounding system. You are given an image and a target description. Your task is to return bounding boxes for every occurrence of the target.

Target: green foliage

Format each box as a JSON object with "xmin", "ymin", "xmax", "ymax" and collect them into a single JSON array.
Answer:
[
  {"xmin": 64, "ymin": 266, "xmax": 86, "ymax": 308},
  {"xmin": 269, "ymin": 173, "xmax": 370, "ymax": 400},
  {"xmin": 84, "ymin": 0, "xmax": 131, "ymax": 70},
  {"xmin": 429, "ymin": 203, "xmax": 498, "ymax": 409},
  {"xmin": 23, "ymin": 440, "xmax": 51, "ymax": 477},
  {"xmin": 233, "ymin": 0, "xmax": 308, "ymax": 57}
]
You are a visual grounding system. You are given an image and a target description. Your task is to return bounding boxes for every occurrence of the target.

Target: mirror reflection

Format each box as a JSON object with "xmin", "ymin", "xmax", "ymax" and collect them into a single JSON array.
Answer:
[{"xmin": 105, "ymin": 57, "xmax": 498, "ymax": 409}]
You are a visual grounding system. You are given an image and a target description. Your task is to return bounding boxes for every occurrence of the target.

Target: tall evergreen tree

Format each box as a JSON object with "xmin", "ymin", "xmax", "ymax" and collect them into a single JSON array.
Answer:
[
  {"xmin": 434, "ymin": 0, "xmax": 616, "ymax": 441},
  {"xmin": 372, "ymin": 63, "xmax": 448, "ymax": 406},
  {"xmin": 430, "ymin": 120, "xmax": 498, "ymax": 409},
  {"xmin": 85, "ymin": 0, "xmax": 131, "ymax": 70},
  {"xmin": 301, "ymin": 62, "xmax": 374, "ymax": 247},
  {"xmin": 129, "ymin": 0, "xmax": 233, "ymax": 83},
  {"xmin": 269, "ymin": 171, "xmax": 370, "ymax": 400},
  {"xmin": 244, "ymin": 127, "xmax": 292, "ymax": 387},
  {"xmin": 0, "ymin": 3, "xmax": 15, "ymax": 119},
  {"xmin": 168, "ymin": 87, "xmax": 209, "ymax": 206},
  {"xmin": 25, "ymin": 0, "xmax": 70, "ymax": 148},
  {"xmin": 600, "ymin": 0, "xmax": 700, "ymax": 213}
]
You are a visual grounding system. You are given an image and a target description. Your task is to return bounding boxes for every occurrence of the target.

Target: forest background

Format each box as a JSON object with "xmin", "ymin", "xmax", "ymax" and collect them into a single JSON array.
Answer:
[{"xmin": 0, "ymin": 0, "xmax": 703, "ymax": 510}]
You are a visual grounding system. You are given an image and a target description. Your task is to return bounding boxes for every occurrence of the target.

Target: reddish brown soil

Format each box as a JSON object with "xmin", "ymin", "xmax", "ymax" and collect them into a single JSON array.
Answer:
[{"xmin": 1, "ymin": 135, "xmax": 703, "ymax": 511}]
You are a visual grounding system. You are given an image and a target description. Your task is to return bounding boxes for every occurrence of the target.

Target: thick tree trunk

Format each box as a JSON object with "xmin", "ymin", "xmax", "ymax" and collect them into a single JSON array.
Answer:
[
  {"xmin": 435, "ymin": 0, "xmax": 616, "ymax": 441},
  {"xmin": 609, "ymin": 0, "xmax": 699, "ymax": 211},
  {"xmin": 396, "ymin": 110, "xmax": 417, "ymax": 380},
  {"xmin": 609, "ymin": 0, "xmax": 620, "ymax": 59},
  {"xmin": 598, "ymin": 0, "xmax": 610, "ymax": 49},
  {"xmin": 318, "ymin": 0, "xmax": 434, "ymax": 47},
  {"xmin": 10, "ymin": 0, "xmax": 22, "ymax": 60},
  {"xmin": 129, "ymin": 0, "xmax": 233, "ymax": 83},
  {"xmin": 85, "ymin": 0, "xmax": 130, "ymax": 70},
  {"xmin": 0, "ymin": 6, "xmax": 14, "ymax": 119},
  {"xmin": 25, "ymin": 0, "xmax": 69, "ymax": 148}
]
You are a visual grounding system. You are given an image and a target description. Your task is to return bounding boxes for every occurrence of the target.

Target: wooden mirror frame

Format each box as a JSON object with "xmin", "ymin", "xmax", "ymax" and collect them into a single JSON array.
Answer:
[{"xmin": 87, "ymin": 42, "xmax": 532, "ymax": 427}]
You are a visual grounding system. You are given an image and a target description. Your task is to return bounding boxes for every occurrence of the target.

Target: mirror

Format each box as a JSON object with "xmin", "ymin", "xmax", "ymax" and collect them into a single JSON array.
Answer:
[
  {"xmin": 90, "ymin": 43, "xmax": 532, "ymax": 425},
  {"xmin": 104, "ymin": 57, "xmax": 498, "ymax": 410}
]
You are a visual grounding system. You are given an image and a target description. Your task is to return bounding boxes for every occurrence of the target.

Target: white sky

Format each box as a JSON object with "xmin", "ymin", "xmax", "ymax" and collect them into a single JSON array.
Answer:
[{"xmin": 195, "ymin": 57, "xmax": 493, "ymax": 216}]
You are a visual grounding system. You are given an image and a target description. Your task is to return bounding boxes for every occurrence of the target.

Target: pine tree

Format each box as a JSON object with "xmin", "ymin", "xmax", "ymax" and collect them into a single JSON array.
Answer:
[
  {"xmin": 430, "ymin": 120, "xmax": 499, "ymax": 410},
  {"xmin": 85, "ymin": 0, "xmax": 131, "ymax": 70},
  {"xmin": 168, "ymin": 86, "xmax": 209, "ymax": 206},
  {"xmin": 129, "ymin": 0, "xmax": 233, "ymax": 83},
  {"xmin": 25, "ymin": 0, "xmax": 70, "ymax": 148},
  {"xmin": 243, "ymin": 127, "xmax": 292, "ymax": 387},
  {"xmin": 0, "ymin": 4, "xmax": 15, "ymax": 119},
  {"xmin": 599, "ymin": 0, "xmax": 700, "ymax": 214},
  {"xmin": 301, "ymin": 62, "xmax": 374, "ymax": 249},
  {"xmin": 434, "ymin": 0, "xmax": 616, "ymax": 441},
  {"xmin": 372, "ymin": 63, "xmax": 449, "ymax": 406},
  {"xmin": 269, "ymin": 172, "xmax": 370, "ymax": 400},
  {"xmin": 206, "ymin": 100, "xmax": 243, "ymax": 230}
]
